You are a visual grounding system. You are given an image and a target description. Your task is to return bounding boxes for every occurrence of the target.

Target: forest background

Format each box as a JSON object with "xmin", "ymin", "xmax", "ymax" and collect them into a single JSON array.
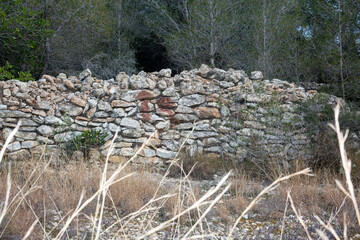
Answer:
[{"xmin": 1, "ymin": 0, "xmax": 359, "ymax": 104}]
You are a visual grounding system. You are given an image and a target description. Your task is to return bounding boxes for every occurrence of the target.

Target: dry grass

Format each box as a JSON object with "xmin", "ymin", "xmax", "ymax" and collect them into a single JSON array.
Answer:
[
  {"xmin": 169, "ymin": 151, "xmax": 228, "ymax": 180},
  {"xmin": 0, "ymin": 156, "xmax": 167, "ymax": 238},
  {"xmin": 108, "ymin": 171, "xmax": 162, "ymax": 215}
]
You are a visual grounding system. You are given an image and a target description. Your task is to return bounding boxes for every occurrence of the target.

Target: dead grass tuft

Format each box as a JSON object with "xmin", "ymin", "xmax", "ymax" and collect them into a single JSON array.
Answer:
[
  {"xmin": 169, "ymin": 151, "xmax": 228, "ymax": 180},
  {"xmin": 109, "ymin": 171, "xmax": 160, "ymax": 215}
]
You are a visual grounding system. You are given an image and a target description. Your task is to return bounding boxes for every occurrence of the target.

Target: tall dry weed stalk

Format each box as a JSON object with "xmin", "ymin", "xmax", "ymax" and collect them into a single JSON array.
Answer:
[{"xmin": 314, "ymin": 101, "xmax": 360, "ymax": 239}]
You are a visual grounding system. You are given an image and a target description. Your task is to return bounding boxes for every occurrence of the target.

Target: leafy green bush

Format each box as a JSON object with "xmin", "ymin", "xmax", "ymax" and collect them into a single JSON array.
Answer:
[
  {"xmin": 0, "ymin": 61, "xmax": 34, "ymax": 81},
  {"xmin": 0, "ymin": 0, "xmax": 50, "ymax": 79},
  {"xmin": 68, "ymin": 129, "xmax": 108, "ymax": 161}
]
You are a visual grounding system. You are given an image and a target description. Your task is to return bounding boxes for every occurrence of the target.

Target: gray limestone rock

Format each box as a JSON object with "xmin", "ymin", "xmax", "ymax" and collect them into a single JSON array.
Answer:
[
  {"xmin": 178, "ymin": 94, "xmax": 206, "ymax": 107},
  {"xmin": 21, "ymin": 141, "xmax": 39, "ymax": 149},
  {"xmin": 7, "ymin": 141, "xmax": 21, "ymax": 151},
  {"xmin": 54, "ymin": 131, "xmax": 82, "ymax": 142},
  {"xmin": 120, "ymin": 148, "xmax": 135, "ymax": 157},
  {"xmin": 156, "ymin": 148, "xmax": 177, "ymax": 159},
  {"xmin": 36, "ymin": 125, "xmax": 53, "ymax": 136},
  {"xmin": 162, "ymin": 87, "xmax": 179, "ymax": 98},
  {"xmin": 174, "ymin": 114, "xmax": 199, "ymax": 122},
  {"xmin": 59, "ymin": 104, "xmax": 83, "ymax": 116},
  {"xmin": 120, "ymin": 118, "xmax": 140, "ymax": 129},
  {"xmin": 175, "ymin": 106, "xmax": 194, "ymax": 114},
  {"xmin": 159, "ymin": 68, "xmax": 172, "ymax": 77},
  {"xmin": 250, "ymin": 71, "xmax": 263, "ymax": 80},
  {"xmin": 108, "ymin": 123, "xmax": 120, "ymax": 132},
  {"xmin": 122, "ymin": 129, "xmax": 144, "ymax": 138},
  {"xmin": 112, "ymin": 108, "xmax": 126, "ymax": 117},
  {"xmin": 21, "ymin": 119, "xmax": 38, "ymax": 126},
  {"xmin": 129, "ymin": 75, "xmax": 149, "ymax": 89},
  {"xmin": 35, "ymin": 101, "xmax": 51, "ymax": 110},
  {"xmin": 0, "ymin": 110, "xmax": 30, "ymax": 118},
  {"xmin": 144, "ymin": 148, "xmax": 156, "ymax": 157},
  {"xmin": 157, "ymin": 80, "xmax": 167, "ymax": 90},
  {"xmin": 98, "ymin": 101, "xmax": 112, "ymax": 112},
  {"xmin": 45, "ymin": 116, "xmax": 64, "ymax": 125},
  {"xmin": 79, "ymin": 69, "xmax": 92, "ymax": 81}
]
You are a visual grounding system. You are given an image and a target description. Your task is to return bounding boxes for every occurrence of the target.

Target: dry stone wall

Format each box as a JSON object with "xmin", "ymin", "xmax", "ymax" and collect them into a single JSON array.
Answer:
[{"xmin": 0, "ymin": 64, "xmax": 339, "ymax": 164}]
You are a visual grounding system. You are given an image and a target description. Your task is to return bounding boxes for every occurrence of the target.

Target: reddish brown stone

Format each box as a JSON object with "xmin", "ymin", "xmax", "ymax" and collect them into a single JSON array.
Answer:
[
  {"xmin": 32, "ymin": 110, "xmax": 47, "ymax": 117},
  {"xmin": 19, "ymin": 108, "xmax": 32, "ymax": 113},
  {"xmin": 70, "ymin": 96, "xmax": 87, "ymax": 107},
  {"xmin": 139, "ymin": 100, "xmax": 153, "ymax": 112},
  {"xmin": 86, "ymin": 107, "xmax": 96, "ymax": 118},
  {"xmin": 194, "ymin": 107, "xmax": 221, "ymax": 119},
  {"xmin": 158, "ymin": 97, "xmax": 178, "ymax": 108},
  {"xmin": 136, "ymin": 90, "xmax": 155, "ymax": 100},
  {"xmin": 26, "ymin": 98, "xmax": 36, "ymax": 106},
  {"xmin": 42, "ymin": 75, "xmax": 55, "ymax": 84},
  {"xmin": 168, "ymin": 115, "xmax": 180, "ymax": 129},
  {"xmin": 148, "ymin": 138, "xmax": 162, "ymax": 147},
  {"xmin": 206, "ymin": 96, "xmax": 217, "ymax": 102},
  {"xmin": 156, "ymin": 108, "xmax": 175, "ymax": 117},
  {"xmin": 63, "ymin": 80, "xmax": 75, "ymax": 90},
  {"xmin": 140, "ymin": 113, "xmax": 152, "ymax": 122},
  {"xmin": 8, "ymin": 106, "xmax": 19, "ymax": 111}
]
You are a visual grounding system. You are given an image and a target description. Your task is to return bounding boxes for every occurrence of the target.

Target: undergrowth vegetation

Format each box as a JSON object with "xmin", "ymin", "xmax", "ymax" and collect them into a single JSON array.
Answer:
[{"xmin": 298, "ymin": 95, "xmax": 360, "ymax": 180}]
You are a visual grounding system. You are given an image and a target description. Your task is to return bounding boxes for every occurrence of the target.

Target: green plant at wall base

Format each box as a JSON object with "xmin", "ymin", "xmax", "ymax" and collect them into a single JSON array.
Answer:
[{"xmin": 68, "ymin": 129, "xmax": 108, "ymax": 161}]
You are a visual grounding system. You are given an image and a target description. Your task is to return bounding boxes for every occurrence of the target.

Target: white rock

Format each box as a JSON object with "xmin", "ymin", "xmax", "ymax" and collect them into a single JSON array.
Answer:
[
  {"xmin": 144, "ymin": 148, "xmax": 156, "ymax": 157},
  {"xmin": 7, "ymin": 141, "xmax": 21, "ymax": 151},
  {"xmin": 156, "ymin": 148, "xmax": 177, "ymax": 159},
  {"xmin": 129, "ymin": 75, "xmax": 149, "ymax": 89},
  {"xmin": 36, "ymin": 125, "xmax": 53, "ymax": 136},
  {"xmin": 22, "ymin": 141, "xmax": 39, "ymax": 149},
  {"xmin": 178, "ymin": 94, "xmax": 206, "ymax": 107},
  {"xmin": 250, "ymin": 71, "xmax": 263, "ymax": 80},
  {"xmin": 159, "ymin": 68, "xmax": 172, "ymax": 77},
  {"xmin": 44, "ymin": 116, "xmax": 64, "ymax": 125},
  {"xmin": 79, "ymin": 69, "xmax": 91, "ymax": 80},
  {"xmin": 120, "ymin": 118, "xmax": 140, "ymax": 129}
]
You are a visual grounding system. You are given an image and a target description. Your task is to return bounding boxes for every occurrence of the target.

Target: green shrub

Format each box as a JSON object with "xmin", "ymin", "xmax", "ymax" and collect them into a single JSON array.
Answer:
[
  {"xmin": 0, "ymin": 61, "xmax": 34, "ymax": 82},
  {"xmin": 1, "ymin": 0, "xmax": 50, "ymax": 79},
  {"xmin": 67, "ymin": 129, "xmax": 108, "ymax": 161}
]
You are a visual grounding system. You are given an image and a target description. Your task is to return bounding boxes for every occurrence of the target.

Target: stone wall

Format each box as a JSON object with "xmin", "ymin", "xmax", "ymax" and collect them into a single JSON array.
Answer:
[{"xmin": 0, "ymin": 64, "xmax": 339, "ymax": 164}]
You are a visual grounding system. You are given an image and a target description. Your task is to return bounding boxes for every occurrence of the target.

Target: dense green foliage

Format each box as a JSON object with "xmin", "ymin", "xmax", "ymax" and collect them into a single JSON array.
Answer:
[
  {"xmin": 0, "ymin": 0, "xmax": 359, "ymax": 104},
  {"xmin": 0, "ymin": 0, "xmax": 50, "ymax": 80},
  {"xmin": 0, "ymin": 61, "xmax": 34, "ymax": 81}
]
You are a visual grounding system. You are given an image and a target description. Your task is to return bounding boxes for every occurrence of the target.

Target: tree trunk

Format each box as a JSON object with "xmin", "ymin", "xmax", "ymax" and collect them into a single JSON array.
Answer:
[
  {"xmin": 41, "ymin": 0, "xmax": 50, "ymax": 76},
  {"xmin": 262, "ymin": 0, "xmax": 267, "ymax": 78},
  {"xmin": 209, "ymin": 0, "xmax": 216, "ymax": 67},
  {"xmin": 338, "ymin": 0, "xmax": 345, "ymax": 99}
]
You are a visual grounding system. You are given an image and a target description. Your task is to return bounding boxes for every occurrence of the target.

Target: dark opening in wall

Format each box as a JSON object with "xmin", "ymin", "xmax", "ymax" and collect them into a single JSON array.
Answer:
[{"xmin": 132, "ymin": 35, "xmax": 172, "ymax": 73}]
